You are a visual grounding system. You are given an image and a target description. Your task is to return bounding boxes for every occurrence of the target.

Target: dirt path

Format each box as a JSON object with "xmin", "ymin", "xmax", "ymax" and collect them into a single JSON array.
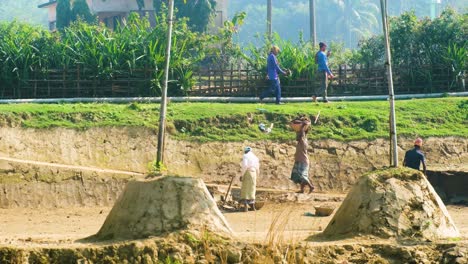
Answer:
[
  {"xmin": 0, "ymin": 156, "xmax": 466, "ymax": 247},
  {"xmin": 1, "ymin": 202, "xmax": 466, "ymax": 247}
]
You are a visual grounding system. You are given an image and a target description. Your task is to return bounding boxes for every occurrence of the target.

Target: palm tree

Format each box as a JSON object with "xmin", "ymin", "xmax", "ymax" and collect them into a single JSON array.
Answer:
[{"xmin": 327, "ymin": 0, "xmax": 380, "ymax": 47}]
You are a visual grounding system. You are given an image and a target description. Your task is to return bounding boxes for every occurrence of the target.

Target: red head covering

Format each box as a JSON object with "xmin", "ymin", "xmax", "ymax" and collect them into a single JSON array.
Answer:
[{"xmin": 414, "ymin": 138, "xmax": 423, "ymax": 147}]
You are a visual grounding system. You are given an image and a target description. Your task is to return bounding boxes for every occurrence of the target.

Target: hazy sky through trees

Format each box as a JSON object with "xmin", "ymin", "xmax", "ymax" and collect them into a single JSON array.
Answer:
[
  {"xmin": 0, "ymin": 0, "xmax": 466, "ymax": 49},
  {"xmin": 228, "ymin": 0, "xmax": 468, "ymax": 48},
  {"xmin": 0, "ymin": 0, "xmax": 48, "ymax": 26}
]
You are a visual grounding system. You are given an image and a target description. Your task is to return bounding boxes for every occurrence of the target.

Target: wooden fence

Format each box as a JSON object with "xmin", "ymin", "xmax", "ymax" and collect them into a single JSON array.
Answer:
[
  {"xmin": 190, "ymin": 64, "xmax": 464, "ymax": 97},
  {"xmin": 0, "ymin": 64, "xmax": 464, "ymax": 99},
  {"xmin": 0, "ymin": 67, "xmax": 155, "ymax": 99}
]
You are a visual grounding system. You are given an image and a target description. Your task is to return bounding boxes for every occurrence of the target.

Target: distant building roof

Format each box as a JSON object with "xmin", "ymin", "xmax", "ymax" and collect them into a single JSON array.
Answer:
[{"xmin": 38, "ymin": 0, "xmax": 57, "ymax": 9}]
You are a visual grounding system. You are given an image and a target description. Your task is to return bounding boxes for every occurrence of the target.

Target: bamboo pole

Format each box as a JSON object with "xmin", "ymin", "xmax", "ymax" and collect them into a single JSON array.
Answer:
[
  {"xmin": 267, "ymin": 0, "xmax": 272, "ymax": 40},
  {"xmin": 309, "ymin": 0, "xmax": 316, "ymax": 46},
  {"xmin": 156, "ymin": 0, "xmax": 175, "ymax": 167},
  {"xmin": 380, "ymin": 0, "xmax": 398, "ymax": 167}
]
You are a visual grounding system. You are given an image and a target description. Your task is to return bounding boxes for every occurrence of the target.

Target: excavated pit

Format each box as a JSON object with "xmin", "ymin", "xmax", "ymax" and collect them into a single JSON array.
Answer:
[{"xmin": 427, "ymin": 170, "xmax": 468, "ymax": 205}]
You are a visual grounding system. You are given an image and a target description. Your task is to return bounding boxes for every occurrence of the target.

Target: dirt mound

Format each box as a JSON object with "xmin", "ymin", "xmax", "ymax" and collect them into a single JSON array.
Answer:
[
  {"xmin": 322, "ymin": 168, "xmax": 460, "ymax": 241},
  {"xmin": 93, "ymin": 176, "xmax": 232, "ymax": 240}
]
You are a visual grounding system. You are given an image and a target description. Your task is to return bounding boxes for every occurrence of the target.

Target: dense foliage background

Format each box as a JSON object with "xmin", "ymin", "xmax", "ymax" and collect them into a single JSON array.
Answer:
[
  {"xmin": 0, "ymin": 1, "xmax": 466, "ymax": 97},
  {"xmin": 229, "ymin": 0, "xmax": 467, "ymax": 48},
  {"xmin": 0, "ymin": 10, "xmax": 208, "ymax": 96}
]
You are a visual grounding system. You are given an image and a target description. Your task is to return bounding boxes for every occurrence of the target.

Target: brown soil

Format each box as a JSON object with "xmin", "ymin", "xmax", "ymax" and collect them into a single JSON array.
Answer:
[
  {"xmin": 93, "ymin": 177, "xmax": 232, "ymax": 241},
  {"xmin": 0, "ymin": 127, "xmax": 467, "ymax": 262},
  {"xmin": 322, "ymin": 168, "xmax": 460, "ymax": 240},
  {"xmin": 1, "ymin": 197, "xmax": 466, "ymax": 247},
  {"xmin": 0, "ymin": 194, "xmax": 467, "ymax": 263},
  {"xmin": 1, "ymin": 127, "xmax": 467, "ymax": 192}
]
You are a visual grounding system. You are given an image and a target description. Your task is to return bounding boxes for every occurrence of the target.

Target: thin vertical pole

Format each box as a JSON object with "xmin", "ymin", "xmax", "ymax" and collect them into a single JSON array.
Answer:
[
  {"xmin": 309, "ymin": 0, "xmax": 316, "ymax": 46},
  {"xmin": 156, "ymin": 0, "xmax": 174, "ymax": 167},
  {"xmin": 380, "ymin": 0, "xmax": 398, "ymax": 167},
  {"xmin": 267, "ymin": 0, "xmax": 272, "ymax": 40}
]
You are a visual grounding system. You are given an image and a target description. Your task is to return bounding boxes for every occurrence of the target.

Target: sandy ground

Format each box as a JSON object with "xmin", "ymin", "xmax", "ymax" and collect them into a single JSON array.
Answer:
[{"xmin": 0, "ymin": 202, "xmax": 466, "ymax": 247}]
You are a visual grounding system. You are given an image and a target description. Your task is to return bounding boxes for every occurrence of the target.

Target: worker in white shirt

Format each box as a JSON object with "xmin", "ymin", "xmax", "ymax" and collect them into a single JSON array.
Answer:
[{"xmin": 240, "ymin": 146, "xmax": 260, "ymax": 212}]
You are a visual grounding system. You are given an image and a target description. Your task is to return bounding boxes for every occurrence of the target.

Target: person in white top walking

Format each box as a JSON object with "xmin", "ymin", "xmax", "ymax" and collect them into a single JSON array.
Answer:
[{"xmin": 240, "ymin": 146, "xmax": 260, "ymax": 212}]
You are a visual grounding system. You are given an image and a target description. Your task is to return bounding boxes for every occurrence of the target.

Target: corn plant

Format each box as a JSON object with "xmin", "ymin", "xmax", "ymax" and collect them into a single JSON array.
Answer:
[
  {"xmin": 445, "ymin": 43, "xmax": 467, "ymax": 89},
  {"xmin": 0, "ymin": 21, "xmax": 57, "ymax": 97},
  {"xmin": 0, "ymin": 7, "xmax": 209, "ymax": 98},
  {"xmin": 242, "ymin": 32, "xmax": 318, "ymax": 83}
]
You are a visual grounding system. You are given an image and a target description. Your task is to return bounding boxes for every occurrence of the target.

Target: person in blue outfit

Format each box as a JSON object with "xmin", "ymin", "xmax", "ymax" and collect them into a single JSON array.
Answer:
[
  {"xmin": 403, "ymin": 138, "xmax": 427, "ymax": 176},
  {"xmin": 259, "ymin": 46, "xmax": 290, "ymax": 105},
  {"xmin": 313, "ymin": 42, "xmax": 334, "ymax": 103}
]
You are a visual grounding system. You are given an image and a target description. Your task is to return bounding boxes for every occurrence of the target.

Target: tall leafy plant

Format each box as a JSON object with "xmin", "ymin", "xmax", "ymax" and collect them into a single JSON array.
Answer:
[
  {"xmin": 445, "ymin": 43, "xmax": 467, "ymax": 89},
  {"xmin": 0, "ymin": 5, "xmax": 211, "ymax": 98},
  {"xmin": 243, "ymin": 32, "xmax": 318, "ymax": 81}
]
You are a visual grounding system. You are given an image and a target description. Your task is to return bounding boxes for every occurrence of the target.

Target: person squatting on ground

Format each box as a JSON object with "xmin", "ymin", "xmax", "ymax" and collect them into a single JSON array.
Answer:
[
  {"xmin": 290, "ymin": 120, "xmax": 315, "ymax": 193},
  {"xmin": 313, "ymin": 42, "xmax": 335, "ymax": 103},
  {"xmin": 403, "ymin": 138, "xmax": 427, "ymax": 176},
  {"xmin": 260, "ymin": 46, "xmax": 290, "ymax": 105},
  {"xmin": 240, "ymin": 146, "xmax": 260, "ymax": 212}
]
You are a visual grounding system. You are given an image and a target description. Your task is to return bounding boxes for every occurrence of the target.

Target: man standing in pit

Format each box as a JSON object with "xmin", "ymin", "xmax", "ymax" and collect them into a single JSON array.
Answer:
[
  {"xmin": 403, "ymin": 138, "xmax": 427, "ymax": 176},
  {"xmin": 240, "ymin": 146, "xmax": 260, "ymax": 212},
  {"xmin": 313, "ymin": 42, "xmax": 334, "ymax": 103}
]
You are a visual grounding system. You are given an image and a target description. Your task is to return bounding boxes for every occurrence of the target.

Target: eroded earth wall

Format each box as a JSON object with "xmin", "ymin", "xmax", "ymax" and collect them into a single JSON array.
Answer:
[{"xmin": 0, "ymin": 127, "xmax": 466, "ymax": 191}]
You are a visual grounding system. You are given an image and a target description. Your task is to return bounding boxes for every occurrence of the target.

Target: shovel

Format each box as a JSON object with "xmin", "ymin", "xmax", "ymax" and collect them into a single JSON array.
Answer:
[{"xmin": 222, "ymin": 174, "xmax": 236, "ymax": 203}]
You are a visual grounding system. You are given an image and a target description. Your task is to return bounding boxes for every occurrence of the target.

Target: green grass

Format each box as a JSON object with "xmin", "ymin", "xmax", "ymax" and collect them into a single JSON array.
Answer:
[{"xmin": 0, "ymin": 98, "xmax": 466, "ymax": 142}]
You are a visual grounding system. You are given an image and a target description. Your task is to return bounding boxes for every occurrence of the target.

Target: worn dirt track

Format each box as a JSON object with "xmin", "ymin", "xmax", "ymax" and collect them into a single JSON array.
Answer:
[
  {"xmin": 0, "ymin": 126, "xmax": 467, "ymax": 262},
  {"xmin": 0, "ymin": 198, "xmax": 466, "ymax": 247}
]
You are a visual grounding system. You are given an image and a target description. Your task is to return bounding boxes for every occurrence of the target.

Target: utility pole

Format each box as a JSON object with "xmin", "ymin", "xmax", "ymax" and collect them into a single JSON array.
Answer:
[
  {"xmin": 156, "ymin": 0, "xmax": 175, "ymax": 168},
  {"xmin": 309, "ymin": 0, "xmax": 316, "ymax": 46},
  {"xmin": 380, "ymin": 0, "xmax": 398, "ymax": 167},
  {"xmin": 267, "ymin": 0, "xmax": 272, "ymax": 40}
]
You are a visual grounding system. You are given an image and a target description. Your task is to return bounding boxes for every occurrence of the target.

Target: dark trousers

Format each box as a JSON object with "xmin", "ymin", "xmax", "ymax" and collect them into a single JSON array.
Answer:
[
  {"xmin": 260, "ymin": 79, "xmax": 281, "ymax": 104},
  {"xmin": 315, "ymin": 71, "xmax": 328, "ymax": 100}
]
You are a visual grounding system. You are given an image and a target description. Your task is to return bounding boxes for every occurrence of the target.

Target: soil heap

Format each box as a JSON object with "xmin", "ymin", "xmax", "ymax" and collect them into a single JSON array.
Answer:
[
  {"xmin": 93, "ymin": 176, "xmax": 232, "ymax": 240},
  {"xmin": 322, "ymin": 168, "xmax": 460, "ymax": 241}
]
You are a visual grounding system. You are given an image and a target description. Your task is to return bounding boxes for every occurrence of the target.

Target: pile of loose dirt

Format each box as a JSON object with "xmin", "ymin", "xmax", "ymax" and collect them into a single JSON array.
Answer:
[
  {"xmin": 92, "ymin": 176, "xmax": 232, "ymax": 241},
  {"xmin": 322, "ymin": 168, "xmax": 460, "ymax": 241}
]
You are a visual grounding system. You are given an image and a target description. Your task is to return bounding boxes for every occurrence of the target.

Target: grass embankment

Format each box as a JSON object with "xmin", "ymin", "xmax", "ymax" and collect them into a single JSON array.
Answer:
[{"xmin": 0, "ymin": 98, "xmax": 466, "ymax": 142}]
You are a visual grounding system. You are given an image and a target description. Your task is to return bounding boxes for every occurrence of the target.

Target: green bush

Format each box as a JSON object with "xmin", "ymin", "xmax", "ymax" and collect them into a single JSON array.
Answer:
[
  {"xmin": 0, "ymin": 8, "xmax": 209, "ymax": 97},
  {"xmin": 356, "ymin": 8, "xmax": 467, "ymax": 70},
  {"xmin": 242, "ymin": 32, "xmax": 317, "ymax": 81}
]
